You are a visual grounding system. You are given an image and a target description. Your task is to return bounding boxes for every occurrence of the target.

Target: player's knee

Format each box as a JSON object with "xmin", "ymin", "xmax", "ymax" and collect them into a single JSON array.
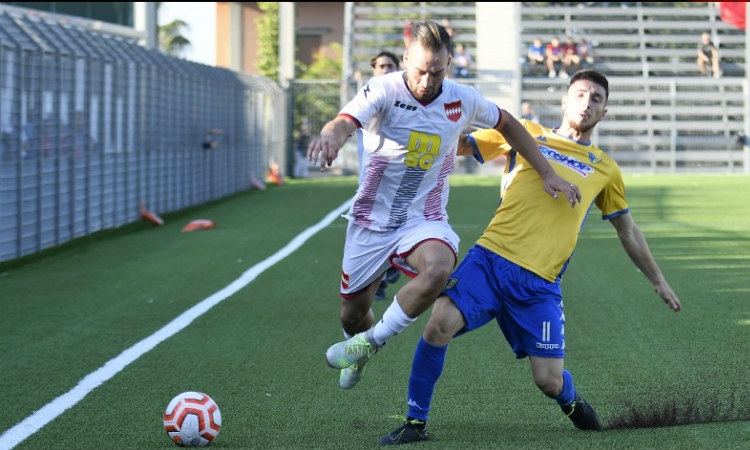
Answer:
[
  {"xmin": 418, "ymin": 264, "xmax": 453, "ymax": 292},
  {"xmin": 422, "ymin": 317, "xmax": 455, "ymax": 345},
  {"xmin": 533, "ymin": 373, "xmax": 563, "ymax": 397}
]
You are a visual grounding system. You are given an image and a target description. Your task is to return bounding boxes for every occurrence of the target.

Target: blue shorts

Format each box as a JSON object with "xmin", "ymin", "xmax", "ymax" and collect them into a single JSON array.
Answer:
[{"xmin": 444, "ymin": 245, "xmax": 565, "ymax": 359}]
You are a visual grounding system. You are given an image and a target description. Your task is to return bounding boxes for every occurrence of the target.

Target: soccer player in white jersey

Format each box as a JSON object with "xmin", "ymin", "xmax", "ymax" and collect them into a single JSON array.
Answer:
[
  {"xmin": 367, "ymin": 50, "xmax": 403, "ymax": 302},
  {"xmin": 307, "ymin": 20, "xmax": 581, "ymax": 391},
  {"xmin": 378, "ymin": 69, "xmax": 683, "ymax": 445}
]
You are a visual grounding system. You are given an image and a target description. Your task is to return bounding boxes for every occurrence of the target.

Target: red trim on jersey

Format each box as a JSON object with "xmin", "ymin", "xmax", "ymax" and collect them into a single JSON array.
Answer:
[
  {"xmin": 337, "ymin": 113, "xmax": 362, "ymax": 129},
  {"xmin": 493, "ymin": 106, "xmax": 503, "ymax": 129}
]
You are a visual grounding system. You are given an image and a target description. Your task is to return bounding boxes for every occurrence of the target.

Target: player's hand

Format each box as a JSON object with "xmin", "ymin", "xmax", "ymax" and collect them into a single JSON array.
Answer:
[
  {"xmin": 307, "ymin": 135, "xmax": 340, "ymax": 170},
  {"xmin": 543, "ymin": 174, "xmax": 581, "ymax": 207},
  {"xmin": 655, "ymin": 282, "xmax": 682, "ymax": 312},
  {"xmin": 457, "ymin": 133, "xmax": 474, "ymax": 156}
]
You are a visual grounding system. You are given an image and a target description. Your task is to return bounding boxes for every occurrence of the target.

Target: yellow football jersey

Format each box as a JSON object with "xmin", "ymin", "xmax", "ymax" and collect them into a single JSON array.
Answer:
[{"xmin": 467, "ymin": 120, "xmax": 628, "ymax": 282}]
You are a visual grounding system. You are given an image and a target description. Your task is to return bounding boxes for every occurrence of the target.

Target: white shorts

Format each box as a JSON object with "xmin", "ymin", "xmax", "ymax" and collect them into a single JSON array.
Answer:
[{"xmin": 340, "ymin": 220, "xmax": 460, "ymax": 297}]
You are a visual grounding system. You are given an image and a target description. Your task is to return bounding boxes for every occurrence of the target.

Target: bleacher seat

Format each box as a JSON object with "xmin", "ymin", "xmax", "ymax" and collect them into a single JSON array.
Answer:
[{"xmin": 520, "ymin": 2, "xmax": 746, "ymax": 78}]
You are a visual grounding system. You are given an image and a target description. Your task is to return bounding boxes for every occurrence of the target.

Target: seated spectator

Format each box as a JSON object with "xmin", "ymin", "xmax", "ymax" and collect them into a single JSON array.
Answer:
[
  {"xmin": 545, "ymin": 36, "xmax": 565, "ymax": 78},
  {"xmin": 527, "ymin": 37, "xmax": 546, "ymax": 76},
  {"xmin": 562, "ymin": 36, "xmax": 581, "ymax": 76},
  {"xmin": 452, "ymin": 43, "xmax": 472, "ymax": 78},
  {"xmin": 577, "ymin": 38, "xmax": 596, "ymax": 68},
  {"xmin": 697, "ymin": 31, "xmax": 721, "ymax": 78}
]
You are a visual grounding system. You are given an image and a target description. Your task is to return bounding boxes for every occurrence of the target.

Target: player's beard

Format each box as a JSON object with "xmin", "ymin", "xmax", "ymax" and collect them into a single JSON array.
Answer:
[
  {"xmin": 410, "ymin": 83, "xmax": 436, "ymax": 101},
  {"xmin": 405, "ymin": 74, "xmax": 438, "ymax": 101},
  {"xmin": 570, "ymin": 118, "xmax": 597, "ymax": 135}
]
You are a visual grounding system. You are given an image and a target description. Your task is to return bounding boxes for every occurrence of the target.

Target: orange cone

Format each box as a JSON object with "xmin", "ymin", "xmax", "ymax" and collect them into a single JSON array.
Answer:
[
  {"xmin": 267, "ymin": 163, "xmax": 284, "ymax": 186},
  {"xmin": 182, "ymin": 219, "xmax": 215, "ymax": 232},
  {"xmin": 140, "ymin": 201, "xmax": 164, "ymax": 226}
]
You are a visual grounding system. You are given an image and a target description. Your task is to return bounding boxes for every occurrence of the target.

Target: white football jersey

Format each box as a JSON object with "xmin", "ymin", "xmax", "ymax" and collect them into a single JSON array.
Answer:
[{"xmin": 340, "ymin": 71, "xmax": 501, "ymax": 231}]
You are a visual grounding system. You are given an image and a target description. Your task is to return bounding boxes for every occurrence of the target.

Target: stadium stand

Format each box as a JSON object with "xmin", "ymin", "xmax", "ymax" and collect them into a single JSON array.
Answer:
[
  {"xmin": 519, "ymin": 3, "xmax": 746, "ymax": 78},
  {"xmin": 518, "ymin": 2, "xmax": 747, "ymax": 172},
  {"xmin": 346, "ymin": 2, "xmax": 747, "ymax": 173}
]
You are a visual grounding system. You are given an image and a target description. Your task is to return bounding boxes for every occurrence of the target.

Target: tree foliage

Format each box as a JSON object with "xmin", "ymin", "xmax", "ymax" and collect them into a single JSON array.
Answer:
[
  {"xmin": 256, "ymin": 2, "xmax": 280, "ymax": 80},
  {"xmin": 294, "ymin": 42, "xmax": 344, "ymax": 133},
  {"xmin": 156, "ymin": 2, "xmax": 192, "ymax": 57},
  {"xmin": 299, "ymin": 42, "xmax": 343, "ymax": 80},
  {"xmin": 159, "ymin": 19, "xmax": 191, "ymax": 57}
]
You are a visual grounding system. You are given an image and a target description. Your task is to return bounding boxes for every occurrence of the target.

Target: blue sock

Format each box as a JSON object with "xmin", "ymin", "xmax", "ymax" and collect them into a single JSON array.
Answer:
[
  {"xmin": 552, "ymin": 369, "xmax": 577, "ymax": 408},
  {"xmin": 406, "ymin": 337, "xmax": 448, "ymax": 421}
]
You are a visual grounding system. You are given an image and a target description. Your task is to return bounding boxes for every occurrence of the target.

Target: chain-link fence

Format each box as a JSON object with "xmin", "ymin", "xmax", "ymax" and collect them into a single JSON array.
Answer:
[{"xmin": 0, "ymin": 10, "xmax": 288, "ymax": 262}]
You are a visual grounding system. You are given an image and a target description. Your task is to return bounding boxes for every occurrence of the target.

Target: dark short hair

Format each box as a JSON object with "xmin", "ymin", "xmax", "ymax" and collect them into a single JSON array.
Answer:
[
  {"xmin": 569, "ymin": 69, "xmax": 609, "ymax": 100},
  {"xmin": 371, "ymin": 51, "xmax": 400, "ymax": 68}
]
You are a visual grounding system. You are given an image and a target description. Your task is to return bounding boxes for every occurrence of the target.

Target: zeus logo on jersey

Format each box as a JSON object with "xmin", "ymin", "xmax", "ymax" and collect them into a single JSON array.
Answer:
[
  {"xmin": 404, "ymin": 131, "xmax": 441, "ymax": 170},
  {"xmin": 394, "ymin": 100, "xmax": 417, "ymax": 111},
  {"xmin": 540, "ymin": 145, "xmax": 594, "ymax": 177}
]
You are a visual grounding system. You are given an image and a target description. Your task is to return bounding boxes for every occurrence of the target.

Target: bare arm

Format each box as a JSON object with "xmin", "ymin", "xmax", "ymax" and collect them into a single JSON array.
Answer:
[
  {"xmin": 494, "ymin": 110, "xmax": 581, "ymax": 206},
  {"xmin": 307, "ymin": 116, "xmax": 358, "ymax": 170},
  {"xmin": 457, "ymin": 132, "xmax": 473, "ymax": 156},
  {"xmin": 610, "ymin": 213, "xmax": 682, "ymax": 312}
]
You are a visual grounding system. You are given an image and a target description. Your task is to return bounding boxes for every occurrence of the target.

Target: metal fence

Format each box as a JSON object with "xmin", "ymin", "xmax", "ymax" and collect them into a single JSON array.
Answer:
[
  {"xmin": 523, "ymin": 77, "xmax": 749, "ymax": 173},
  {"xmin": 290, "ymin": 76, "xmax": 749, "ymax": 177},
  {"xmin": 0, "ymin": 10, "xmax": 288, "ymax": 263},
  {"xmin": 2, "ymin": 6, "xmax": 747, "ymax": 263}
]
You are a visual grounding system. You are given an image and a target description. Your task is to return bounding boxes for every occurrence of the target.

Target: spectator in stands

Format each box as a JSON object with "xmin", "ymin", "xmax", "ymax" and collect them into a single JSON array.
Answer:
[
  {"xmin": 452, "ymin": 43, "xmax": 472, "ymax": 78},
  {"xmin": 577, "ymin": 38, "xmax": 596, "ymax": 68},
  {"xmin": 441, "ymin": 17, "xmax": 457, "ymax": 54},
  {"xmin": 371, "ymin": 50, "xmax": 400, "ymax": 75},
  {"xmin": 403, "ymin": 20, "xmax": 414, "ymax": 49},
  {"xmin": 697, "ymin": 31, "xmax": 721, "ymax": 78},
  {"xmin": 527, "ymin": 37, "xmax": 546, "ymax": 77},
  {"xmin": 293, "ymin": 117, "xmax": 312, "ymax": 178},
  {"xmin": 520, "ymin": 101, "xmax": 539, "ymax": 123},
  {"xmin": 545, "ymin": 36, "xmax": 565, "ymax": 78},
  {"xmin": 562, "ymin": 36, "xmax": 581, "ymax": 75}
]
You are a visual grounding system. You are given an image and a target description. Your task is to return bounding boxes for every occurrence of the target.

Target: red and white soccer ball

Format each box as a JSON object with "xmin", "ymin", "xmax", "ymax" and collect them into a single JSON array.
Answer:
[{"xmin": 163, "ymin": 391, "xmax": 222, "ymax": 447}]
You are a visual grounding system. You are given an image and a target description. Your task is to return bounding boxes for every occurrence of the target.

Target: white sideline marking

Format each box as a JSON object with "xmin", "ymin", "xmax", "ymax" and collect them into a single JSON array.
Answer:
[{"xmin": 0, "ymin": 199, "xmax": 352, "ymax": 450}]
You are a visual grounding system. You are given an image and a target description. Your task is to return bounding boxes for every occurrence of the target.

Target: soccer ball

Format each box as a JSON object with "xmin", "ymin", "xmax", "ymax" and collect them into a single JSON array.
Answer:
[{"xmin": 163, "ymin": 391, "xmax": 222, "ymax": 447}]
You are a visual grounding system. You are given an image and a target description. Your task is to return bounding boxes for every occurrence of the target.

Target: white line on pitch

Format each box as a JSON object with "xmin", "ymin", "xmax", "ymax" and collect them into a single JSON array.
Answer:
[{"xmin": 0, "ymin": 198, "xmax": 352, "ymax": 450}]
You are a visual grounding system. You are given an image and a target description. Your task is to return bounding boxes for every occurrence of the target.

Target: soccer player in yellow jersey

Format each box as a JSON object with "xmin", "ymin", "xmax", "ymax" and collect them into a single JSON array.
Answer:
[{"xmin": 379, "ymin": 69, "xmax": 683, "ymax": 445}]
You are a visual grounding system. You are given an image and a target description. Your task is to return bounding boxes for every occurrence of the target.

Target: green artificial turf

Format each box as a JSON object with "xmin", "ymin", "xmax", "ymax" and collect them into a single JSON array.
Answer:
[{"xmin": 1, "ymin": 174, "xmax": 748, "ymax": 449}]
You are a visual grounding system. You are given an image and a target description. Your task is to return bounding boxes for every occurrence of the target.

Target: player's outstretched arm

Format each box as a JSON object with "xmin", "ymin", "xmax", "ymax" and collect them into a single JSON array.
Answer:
[
  {"xmin": 495, "ymin": 111, "xmax": 581, "ymax": 207},
  {"xmin": 307, "ymin": 116, "xmax": 357, "ymax": 170},
  {"xmin": 610, "ymin": 213, "xmax": 682, "ymax": 312}
]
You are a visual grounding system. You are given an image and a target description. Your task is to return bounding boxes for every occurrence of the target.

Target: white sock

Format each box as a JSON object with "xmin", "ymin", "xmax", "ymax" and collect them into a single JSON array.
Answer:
[{"xmin": 372, "ymin": 296, "xmax": 416, "ymax": 346}]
